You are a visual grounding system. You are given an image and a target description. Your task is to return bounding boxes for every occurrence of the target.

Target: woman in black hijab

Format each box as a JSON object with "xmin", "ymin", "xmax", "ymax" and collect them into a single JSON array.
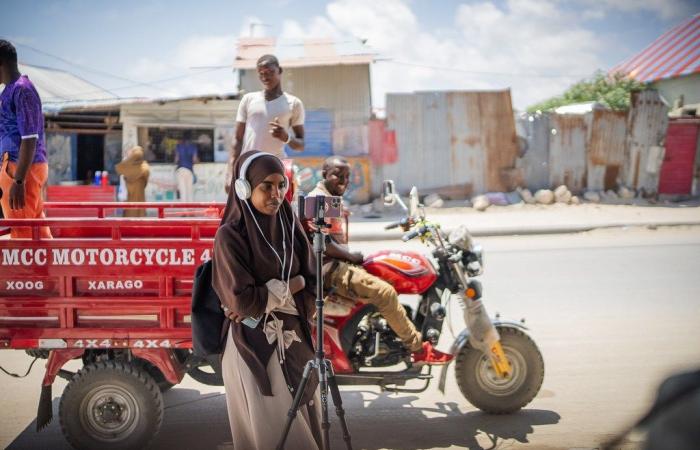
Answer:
[{"xmin": 212, "ymin": 151, "xmax": 320, "ymax": 449}]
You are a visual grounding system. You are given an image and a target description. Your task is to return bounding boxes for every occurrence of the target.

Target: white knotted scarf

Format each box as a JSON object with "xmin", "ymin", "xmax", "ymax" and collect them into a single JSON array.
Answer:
[{"xmin": 264, "ymin": 312, "xmax": 301, "ymax": 364}]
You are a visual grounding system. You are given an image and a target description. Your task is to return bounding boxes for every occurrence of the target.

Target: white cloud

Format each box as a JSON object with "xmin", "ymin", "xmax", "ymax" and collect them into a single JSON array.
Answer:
[
  {"xmin": 280, "ymin": 0, "xmax": 603, "ymax": 110},
  {"xmin": 176, "ymin": 34, "xmax": 237, "ymax": 68},
  {"xmin": 281, "ymin": 16, "xmax": 342, "ymax": 40},
  {"xmin": 123, "ymin": 34, "xmax": 238, "ymax": 99},
  {"xmin": 579, "ymin": 0, "xmax": 696, "ymax": 20},
  {"xmin": 581, "ymin": 8, "xmax": 607, "ymax": 20}
]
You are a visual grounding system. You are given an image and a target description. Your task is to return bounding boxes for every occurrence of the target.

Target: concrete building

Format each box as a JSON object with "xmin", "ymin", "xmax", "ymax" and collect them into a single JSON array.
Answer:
[
  {"xmin": 234, "ymin": 38, "xmax": 376, "ymax": 203},
  {"xmin": 119, "ymin": 95, "xmax": 239, "ymax": 202}
]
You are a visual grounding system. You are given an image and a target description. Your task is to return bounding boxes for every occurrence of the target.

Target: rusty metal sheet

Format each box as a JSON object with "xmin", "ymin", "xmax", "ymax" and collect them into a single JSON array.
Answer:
[
  {"xmin": 446, "ymin": 91, "xmax": 485, "ymax": 193},
  {"xmin": 380, "ymin": 93, "xmax": 421, "ymax": 193},
  {"xmin": 382, "ymin": 90, "xmax": 517, "ymax": 195},
  {"xmin": 589, "ymin": 110, "xmax": 628, "ymax": 165},
  {"xmin": 548, "ymin": 114, "xmax": 588, "ymax": 192},
  {"xmin": 587, "ymin": 109, "xmax": 628, "ymax": 190},
  {"xmin": 480, "ymin": 90, "xmax": 519, "ymax": 191},
  {"xmin": 623, "ymin": 90, "xmax": 669, "ymax": 193},
  {"xmin": 516, "ymin": 113, "xmax": 551, "ymax": 191},
  {"xmin": 419, "ymin": 92, "xmax": 452, "ymax": 189}
]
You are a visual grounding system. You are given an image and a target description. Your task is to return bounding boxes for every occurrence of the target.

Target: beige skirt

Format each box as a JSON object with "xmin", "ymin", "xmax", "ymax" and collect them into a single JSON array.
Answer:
[{"xmin": 222, "ymin": 329, "xmax": 321, "ymax": 450}]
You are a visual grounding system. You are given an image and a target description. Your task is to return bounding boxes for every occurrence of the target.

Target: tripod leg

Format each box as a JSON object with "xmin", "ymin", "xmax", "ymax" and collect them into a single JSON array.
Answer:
[
  {"xmin": 325, "ymin": 360, "xmax": 353, "ymax": 450},
  {"xmin": 318, "ymin": 359, "xmax": 331, "ymax": 450},
  {"xmin": 277, "ymin": 360, "xmax": 315, "ymax": 450}
]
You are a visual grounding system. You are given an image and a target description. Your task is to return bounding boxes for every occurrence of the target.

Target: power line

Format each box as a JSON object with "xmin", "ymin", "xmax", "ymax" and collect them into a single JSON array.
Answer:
[
  {"xmin": 42, "ymin": 66, "xmax": 231, "ymax": 101},
  {"xmin": 382, "ymin": 59, "xmax": 591, "ymax": 79},
  {"xmin": 14, "ymin": 42, "xmax": 178, "ymax": 95}
]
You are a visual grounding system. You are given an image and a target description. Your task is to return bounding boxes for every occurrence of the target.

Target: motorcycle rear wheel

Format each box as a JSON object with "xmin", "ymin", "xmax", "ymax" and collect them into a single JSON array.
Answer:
[{"xmin": 455, "ymin": 325, "xmax": 544, "ymax": 414}]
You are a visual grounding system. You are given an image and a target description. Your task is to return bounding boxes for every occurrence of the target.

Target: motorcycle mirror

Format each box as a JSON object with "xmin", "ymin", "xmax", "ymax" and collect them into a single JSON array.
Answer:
[
  {"xmin": 383, "ymin": 180, "xmax": 396, "ymax": 206},
  {"xmin": 409, "ymin": 187, "xmax": 419, "ymax": 217}
]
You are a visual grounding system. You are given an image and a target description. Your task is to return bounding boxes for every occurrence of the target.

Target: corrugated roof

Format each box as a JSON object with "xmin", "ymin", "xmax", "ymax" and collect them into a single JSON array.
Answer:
[
  {"xmin": 17, "ymin": 63, "xmax": 118, "ymax": 105},
  {"xmin": 611, "ymin": 13, "xmax": 700, "ymax": 83},
  {"xmin": 233, "ymin": 37, "xmax": 376, "ymax": 69}
]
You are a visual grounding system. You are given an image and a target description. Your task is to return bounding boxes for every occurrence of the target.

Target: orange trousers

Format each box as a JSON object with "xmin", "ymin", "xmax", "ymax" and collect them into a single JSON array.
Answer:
[{"xmin": 0, "ymin": 153, "xmax": 52, "ymax": 239}]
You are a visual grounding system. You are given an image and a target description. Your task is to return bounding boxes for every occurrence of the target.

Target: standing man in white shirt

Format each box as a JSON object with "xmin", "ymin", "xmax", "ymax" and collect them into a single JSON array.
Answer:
[{"xmin": 226, "ymin": 54, "xmax": 305, "ymax": 192}]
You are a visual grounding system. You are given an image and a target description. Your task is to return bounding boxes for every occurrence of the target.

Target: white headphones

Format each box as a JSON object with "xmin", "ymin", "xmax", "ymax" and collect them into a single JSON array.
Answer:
[
  {"xmin": 234, "ymin": 151, "xmax": 290, "ymax": 200},
  {"xmin": 235, "ymin": 152, "xmax": 272, "ymax": 200}
]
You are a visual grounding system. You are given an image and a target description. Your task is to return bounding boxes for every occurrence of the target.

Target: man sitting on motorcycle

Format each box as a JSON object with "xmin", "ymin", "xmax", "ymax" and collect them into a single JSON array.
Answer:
[{"xmin": 306, "ymin": 156, "xmax": 452, "ymax": 364}]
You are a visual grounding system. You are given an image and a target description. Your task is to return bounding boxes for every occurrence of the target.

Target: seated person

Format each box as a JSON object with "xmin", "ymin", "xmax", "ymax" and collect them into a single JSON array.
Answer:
[{"xmin": 307, "ymin": 156, "xmax": 451, "ymax": 364}]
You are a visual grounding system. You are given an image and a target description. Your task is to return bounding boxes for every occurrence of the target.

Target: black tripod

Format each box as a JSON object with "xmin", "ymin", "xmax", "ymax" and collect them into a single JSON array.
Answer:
[{"xmin": 277, "ymin": 196, "xmax": 353, "ymax": 450}]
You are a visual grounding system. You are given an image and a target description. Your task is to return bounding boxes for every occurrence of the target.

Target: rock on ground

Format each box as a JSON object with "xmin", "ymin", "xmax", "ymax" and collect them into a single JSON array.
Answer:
[
  {"xmin": 472, "ymin": 195, "xmax": 490, "ymax": 211},
  {"xmin": 584, "ymin": 191, "xmax": 601, "ymax": 203},
  {"xmin": 505, "ymin": 191, "xmax": 524, "ymax": 205},
  {"xmin": 554, "ymin": 185, "xmax": 572, "ymax": 204},
  {"xmin": 534, "ymin": 189, "xmax": 555, "ymax": 205},
  {"xmin": 485, "ymin": 192, "xmax": 509, "ymax": 206},
  {"xmin": 424, "ymin": 193, "xmax": 444, "ymax": 208},
  {"xmin": 618, "ymin": 186, "xmax": 635, "ymax": 199},
  {"xmin": 604, "ymin": 189, "xmax": 620, "ymax": 200},
  {"xmin": 517, "ymin": 188, "xmax": 536, "ymax": 204}
]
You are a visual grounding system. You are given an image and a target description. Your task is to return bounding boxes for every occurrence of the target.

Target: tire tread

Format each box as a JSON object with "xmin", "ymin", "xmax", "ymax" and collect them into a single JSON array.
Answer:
[
  {"xmin": 59, "ymin": 360, "xmax": 163, "ymax": 449},
  {"xmin": 454, "ymin": 326, "xmax": 544, "ymax": 414}
]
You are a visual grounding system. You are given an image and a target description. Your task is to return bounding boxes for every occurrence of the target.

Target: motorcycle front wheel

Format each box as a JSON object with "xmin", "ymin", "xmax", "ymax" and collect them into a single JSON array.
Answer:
[{"xmin": 454, "ymin": 325, "xmax": 544, "ymax": 414}]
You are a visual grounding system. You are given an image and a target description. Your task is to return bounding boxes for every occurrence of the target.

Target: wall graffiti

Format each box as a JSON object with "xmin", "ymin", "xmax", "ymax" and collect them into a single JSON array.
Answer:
[
  {"xmin": 294, "ymin": 156, "xmax": 371, "ymax": 204},
  {"xmin": 144, "ymin": 163, "xmax": 227, "ymax": 202},
  {"xmin": 45, "ymin": 132, "xmax": 75, "ymax": 185}
]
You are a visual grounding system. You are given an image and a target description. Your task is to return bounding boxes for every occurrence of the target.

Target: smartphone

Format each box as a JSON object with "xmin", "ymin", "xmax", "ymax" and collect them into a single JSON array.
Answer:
[
  {"xmin": 242, "ymin": 316, "xmax": 262, "ymax": 328},
  {"xmin": 300, "ymin": 195, "xmax": 343, "ymax": 219}
]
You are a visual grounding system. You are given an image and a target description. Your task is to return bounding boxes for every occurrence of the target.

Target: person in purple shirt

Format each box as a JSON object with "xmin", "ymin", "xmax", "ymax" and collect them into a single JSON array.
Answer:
[
  {"xmin": 174, "ymin": 131, "xmax": 199, "ymax": 202},
  {"xmin": 0, "ymin": 40, "xmax": 51, "ymax": 238}
]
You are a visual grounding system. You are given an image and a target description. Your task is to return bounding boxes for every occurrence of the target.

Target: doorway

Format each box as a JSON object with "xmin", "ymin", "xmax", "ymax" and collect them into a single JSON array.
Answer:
[{"xmin": 76, "ymin": 134, "xmax": 105, "ymax": 183}]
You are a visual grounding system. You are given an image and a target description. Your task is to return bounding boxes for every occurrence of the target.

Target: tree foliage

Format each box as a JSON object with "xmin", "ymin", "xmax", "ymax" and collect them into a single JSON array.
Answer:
[{"xmin": 527, "ymin": 71, "xmax": 647, "ymax": 112}]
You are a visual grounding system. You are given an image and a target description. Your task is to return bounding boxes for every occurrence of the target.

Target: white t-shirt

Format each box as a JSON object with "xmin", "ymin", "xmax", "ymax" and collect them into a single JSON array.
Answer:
[{"xmin": 236, "ymin": 91, "xmax": 305, "ymax": 159}]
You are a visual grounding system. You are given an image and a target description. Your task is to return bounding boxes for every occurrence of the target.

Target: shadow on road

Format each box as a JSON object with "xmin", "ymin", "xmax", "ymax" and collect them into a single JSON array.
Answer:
[
  {"xmin": 6, "ymin": 387, "xmax": 559, "ymax": 450},
  {"xmin": 329, "ymin": 390, "xmax": 561, "ymax": 450},
  {"xmin": 6, "ymin": 388, "xmax": 231, "ymax": 450}
]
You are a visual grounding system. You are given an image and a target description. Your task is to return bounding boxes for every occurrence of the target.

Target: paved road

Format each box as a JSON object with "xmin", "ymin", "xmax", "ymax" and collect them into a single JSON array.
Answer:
[{"xmin": 1, "ymin": 226, "xmax": 699, "ymax": 450}]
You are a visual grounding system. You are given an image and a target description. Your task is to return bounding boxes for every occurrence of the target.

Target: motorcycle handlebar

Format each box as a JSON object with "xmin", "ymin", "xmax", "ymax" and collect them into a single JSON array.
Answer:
[
  {"xmin": 402, "ymin": 226, "xmax": 425, "ymax": 242},
  {"xmin": 384, "ymin": 218, "xmax": 410, "ymax": 230}
]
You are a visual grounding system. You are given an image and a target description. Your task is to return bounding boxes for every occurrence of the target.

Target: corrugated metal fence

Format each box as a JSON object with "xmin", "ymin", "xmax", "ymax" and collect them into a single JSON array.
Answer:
[
  {"xmin": 515, "ymin": 90, "xmax": 668, "ymax": 194},
  {"xmin": 623, "ymin": 90, "xmax": 669, "ymax": 193},
  {"xmin": 378, "ymin": 90, "xmax": 519, "ymax": 195}
]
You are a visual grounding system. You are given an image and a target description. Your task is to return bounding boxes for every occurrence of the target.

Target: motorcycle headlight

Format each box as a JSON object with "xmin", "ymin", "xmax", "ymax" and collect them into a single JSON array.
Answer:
[
  {"xmin": 464, "ymin": 244, "xmax": 484, "ymax": 276},
  {"xmin": 448, "ymin": 225, "xmax": 473, "ymax": 251}
]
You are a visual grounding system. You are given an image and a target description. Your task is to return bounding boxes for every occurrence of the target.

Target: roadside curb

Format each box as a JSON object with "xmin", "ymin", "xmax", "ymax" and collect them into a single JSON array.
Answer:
[{"xmin": 349, "ymin": 220, "xmax": 700, "ymax": 241}]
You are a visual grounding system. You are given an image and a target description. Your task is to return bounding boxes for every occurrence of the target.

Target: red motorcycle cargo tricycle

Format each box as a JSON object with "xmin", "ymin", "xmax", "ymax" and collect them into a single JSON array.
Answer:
[{"xmin": 0, "ymin": 182, "xmax": 544, "ymax": 449}]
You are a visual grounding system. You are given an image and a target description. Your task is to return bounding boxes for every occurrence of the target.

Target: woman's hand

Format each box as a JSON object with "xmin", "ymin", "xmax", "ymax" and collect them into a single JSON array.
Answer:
[
  {"xmin": 289, "ymin": 275, "xmax": 306, "ymax": 294},
  {"xmin": 223, "ymin": 306, "xmax": 243, "ymax": 323}
]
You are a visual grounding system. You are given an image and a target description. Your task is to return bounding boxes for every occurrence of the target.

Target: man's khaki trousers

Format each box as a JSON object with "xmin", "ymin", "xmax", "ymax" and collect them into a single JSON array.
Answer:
[{"xmin": 326, "ymin": 261, "xmax": 423, "ymax": 352}]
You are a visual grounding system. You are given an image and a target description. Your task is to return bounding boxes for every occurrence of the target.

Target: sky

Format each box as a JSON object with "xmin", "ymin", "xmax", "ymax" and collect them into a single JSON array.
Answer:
[{"xmin": 2, "ymin": 0, "xmax": 699, "ymax": 111}]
